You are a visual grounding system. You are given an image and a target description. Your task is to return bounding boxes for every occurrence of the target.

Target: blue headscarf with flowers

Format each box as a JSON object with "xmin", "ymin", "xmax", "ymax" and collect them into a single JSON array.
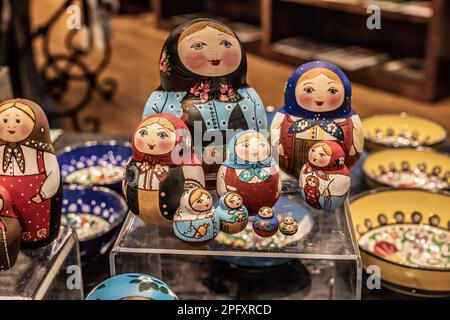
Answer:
[
  {"xmin": 223, "ymin": 130, "xmax": 275, "ymax": 182},
  {"xmin": 280, "ymin": 61, "xmax": 354, "ymax": 120}
]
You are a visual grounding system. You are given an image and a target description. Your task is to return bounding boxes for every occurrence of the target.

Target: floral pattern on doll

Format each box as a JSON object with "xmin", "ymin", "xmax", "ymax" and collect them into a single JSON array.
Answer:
[{"xmin": 159, "ymin": 48, "xmax": 171, "ymax": 74}]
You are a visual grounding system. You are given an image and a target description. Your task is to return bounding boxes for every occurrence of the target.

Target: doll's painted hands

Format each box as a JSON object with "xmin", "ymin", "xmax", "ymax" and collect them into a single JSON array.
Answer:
[{"xmin": 32, "ymin": 193, "xmax": 43, "ymax": 204}]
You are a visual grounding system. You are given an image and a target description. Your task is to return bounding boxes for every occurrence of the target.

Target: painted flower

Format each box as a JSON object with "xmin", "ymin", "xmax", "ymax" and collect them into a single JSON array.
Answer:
[
  {"xmin": 138, "ymin": 276, "xmax": 152, "ymax": 283},
  {"xmin": 159, "ymin": 48, "xmax": 171, "ymax": 74},
  {"xmin": 37, "ymin": 228, "xmax": 47, "ymax": 239},
  {"xmin": 374, "ymin": 240, "xmax": 398, "ymax": 258},
  {"xmin": 219, "ymin": 94, "xmax": 229, "ymax": 102},
  {"xmin": 22, "ymin": 232, "xmax": 32, "ymax": 241},
  {"xmin": 200, "ymin": 93, "xmax": 209, "ymax": 103}
]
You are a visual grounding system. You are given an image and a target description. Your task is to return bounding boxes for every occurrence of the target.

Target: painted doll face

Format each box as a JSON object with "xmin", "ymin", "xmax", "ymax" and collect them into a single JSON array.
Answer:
[
  {"xmin": 308, "ymin": 145, "xmax": 331, "ymax": 167},
  {"xmin": 258, "ymin": 207, "xmax": 274, "ymax": 218},
  {"xmin": 295, "ymin": 72, "xmax": 344, "ymax": 112},
  {"xmin": 134, "ymin": 123, "xmax": 176, "ymax": 156},
  {"xmin": 306, "ymin": 176, "xmax": 319, "ymax": 188},
  {"xmin": 178, "ymin": 25, "xmax": 242, "ymax": 77},
  {"xmin": 283, "ymin": 216, "xmax": 294, "ymax": 225},
  {"xmin": 225, "ymin": 192, "xmax": 242, "ymax": 209},
  {"xmin": 0, "ymin": 107, "xmax": 35, "ymax": 143},
  {"xmin": 235, "ymin": 134, "xmax": 271, "ymax": 163},
  {"xmin": 191, "ymin": 192, "xmax": 213, "ymax": 212}
]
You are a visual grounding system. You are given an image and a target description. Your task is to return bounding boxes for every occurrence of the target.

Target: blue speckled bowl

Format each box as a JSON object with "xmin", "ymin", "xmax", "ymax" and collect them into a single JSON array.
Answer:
[
  {"xmin": 86, "ymin": 273, "xmax": 178, "ymax": 300},
  {"xmin": 62, "ymin": 185, "xmax": 128, "ymax": 261},
  {"xmin": 57, "ymin": 140, "xmax": 132, "ymax": 194}
]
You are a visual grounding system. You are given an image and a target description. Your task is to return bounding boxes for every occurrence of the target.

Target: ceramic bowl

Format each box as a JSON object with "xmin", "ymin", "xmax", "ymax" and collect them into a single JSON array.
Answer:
[
  {"xmin": 362, "ymin": 113, "xmax": 447, "ymax": 151},
  {"xmin": 363, "ymin": 148, "xmax": 450, "ymax": 191},
  {"xmin": 350, "ymin": 188, "xmax": 450, "ymax": 297},
  {"xmin": 61, "ymin": 185, "xmax": 128, "ymax": 261},
  {"xmin": 57, "ymin": 140, "xmax": 132, "ymax": 194},
  {"xmin": 86, "ymin": 273, "xmax": 178, "ymax": 300}
]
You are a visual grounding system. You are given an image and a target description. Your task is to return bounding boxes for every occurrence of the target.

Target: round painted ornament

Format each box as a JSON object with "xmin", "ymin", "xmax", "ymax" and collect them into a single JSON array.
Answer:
[
  {"xmin": 0, "ymin": 186, "xmax": 20, "ymax": 271},
  {"xmin": 217, "ymin": 130, "xmax": 281, "ymax": 215},
  {"xmin": 173, "ymin": 187, "xmax": 220, "ymax": 244},
  {"xmin": 299, "ymin": 141, "xmax": 350, "ymax": 210},
  {"xmin": 270, "ymin": 61, "xmax": 364, "ymax": 177},
  {"xmin": 86, "ymin": 273, "xmax": 178, "ymax": 300},
  {"xmin": 252, "ymin": 207, "xmax": 279, "ymax": 238},
  {"xmin": 0, "ymin": 99, "xmax": 62, "ymax": 249},
  {"xmin": 216, "ymin": 191, "xmax": 248, "ymax": 234},
  {"xmin": 123, "ymin": 113, "xmax": 205, "ymax": 225},
  {"xmin": 142, "ymin": 18, "xmax": 268, "ymax": 178},
  {"xmin": 279, "ymin": 216, "xmax": 298, "ymax": 236}
]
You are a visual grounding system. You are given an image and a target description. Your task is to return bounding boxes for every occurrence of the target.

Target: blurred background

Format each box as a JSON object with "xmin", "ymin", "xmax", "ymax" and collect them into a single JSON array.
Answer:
[{"xmin": 1, "ymin": 0, "xmax": 449, "ymax": 132}]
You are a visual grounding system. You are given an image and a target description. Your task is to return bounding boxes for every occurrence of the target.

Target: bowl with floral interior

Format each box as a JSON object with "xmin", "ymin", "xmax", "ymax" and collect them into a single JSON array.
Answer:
[
  {"xmin": 362, "ymin": 113, "xmax": 447, "ymax": 151},
  {"xmin": 363, "ymin": 148, "xmax": 450, "ymax": 191},
  {"xmin": 61, "ymin": 185, "xmax": 128, "ymax": 261},
  {"xmin": 57, "ymin": 140, "xmax": 132, "ymax": 194},
  {"xmin": 350, "ymin": 188, "xmax": 450, "ymax": 297}
]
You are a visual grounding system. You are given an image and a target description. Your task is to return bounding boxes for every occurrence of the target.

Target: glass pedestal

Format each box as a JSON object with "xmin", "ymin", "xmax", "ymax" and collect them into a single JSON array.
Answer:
[
  {"xmin": 110, "ymin": 191, "xmax": 362, "ymax": 300},
  {"xmin": 0, "ymin": 227, "xmax": 84, "ymax": 300}
]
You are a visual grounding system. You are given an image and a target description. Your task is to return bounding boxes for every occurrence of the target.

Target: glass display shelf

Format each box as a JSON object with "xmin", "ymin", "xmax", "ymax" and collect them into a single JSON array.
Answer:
[
  {"xmin": 0, "ymin": 226, "xmax": 84, "ymax": 300},
  {"xmin": 110, "ymin": 189, "xmax": 362, "ymax": 300}
]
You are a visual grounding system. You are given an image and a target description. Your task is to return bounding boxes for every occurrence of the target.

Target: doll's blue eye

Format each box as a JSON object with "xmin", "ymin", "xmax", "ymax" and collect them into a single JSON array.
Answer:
[
  {"xmin": 220, "ymin": 40, "xmax": 232, "ymax": 48},
  {"xmin": 304, "ymin": 87, "xmax": 314, "ymax": 94},
  {"xmin": 191, "ymin": 42, "xmax": 206, "ymax": 50},
  {"xmin": 139, "ymin": 130, "xmax": 148, "ymax": 137},
  {"xmin": 157, "ymin": 132, "xmax": 168, "ymax": 139},
  {"xmin": 328, "ymin": 88, "xmax": 338, "ymax": 94}
]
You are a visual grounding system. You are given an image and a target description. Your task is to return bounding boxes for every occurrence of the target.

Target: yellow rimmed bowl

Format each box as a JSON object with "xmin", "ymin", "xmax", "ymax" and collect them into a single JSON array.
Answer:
[
  {"xmin": 350, "ymin": 188, "xmax": 450, "ymax": 297},
  {"xmin": 362, "ymin": 113, "xmax": 447, "ymax": 151},
  {"xmin": 363, "ymin": 148, "xmax": 450, "ymax": 191}
]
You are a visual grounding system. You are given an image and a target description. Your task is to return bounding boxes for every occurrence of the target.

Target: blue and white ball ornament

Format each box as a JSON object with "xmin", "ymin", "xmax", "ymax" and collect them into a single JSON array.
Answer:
[{"xmin": 85, "ymin": 273, "xmax": 178, "ymax": 300}]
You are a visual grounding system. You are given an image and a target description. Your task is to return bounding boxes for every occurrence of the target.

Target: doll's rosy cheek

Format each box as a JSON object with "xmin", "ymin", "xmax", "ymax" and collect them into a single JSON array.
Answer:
[
  {"xmin": 135, "ymin": 138, "xmax": 144, "ymax": 149},
  {"xmin": 298, "ymin": 94, "xmax": 313, "ymax": 107},
  {"xmin": 184, "ymin": 52, "xmax": 208, "ymax": 70},
  {"xmin": 158, "ymin": 140, "xmax": 173, "ymax": 150},
  {"xmin": 328, "ymin": 94, "xmax": 343, "ymax": 108},
  {"xmin": 223, "ymin": 50, "xmax": 240, "ymax": 68},
  {"xmin": 20, "ymin": 125, "xmax": 30, "ymax": 135}
]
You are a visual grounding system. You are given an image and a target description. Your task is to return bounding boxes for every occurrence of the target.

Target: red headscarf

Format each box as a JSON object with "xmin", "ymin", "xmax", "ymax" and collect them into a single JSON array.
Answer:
[
  {"xmin": 304, "ymin": 140, "xmax": 350, "ymax": 177},
  {"xmin": 132, "ymin": 113, "xmax": 199, "ymax": 166}
]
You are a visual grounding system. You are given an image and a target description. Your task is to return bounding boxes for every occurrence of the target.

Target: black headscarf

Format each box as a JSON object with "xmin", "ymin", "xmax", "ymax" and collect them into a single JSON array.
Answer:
[{"xmin": 158, "ymin": 18, "xmax": 248, "ymax": 92}]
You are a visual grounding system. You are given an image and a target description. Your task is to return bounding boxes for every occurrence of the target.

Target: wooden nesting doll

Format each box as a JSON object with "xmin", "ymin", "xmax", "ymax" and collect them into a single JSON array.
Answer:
[
  {"xmin": 270, "ymin": 61, "xmax": 364, "ymax": 177},
  {"xmin": 142, "ymin": 18, "xmax": 268, "ymax": 178},
  {"xmin": 172, "ymin": 188, "xmax": 219, "ymax": 244},
  {"xmin": 216, "ymin": 191, "xmax": 248, "ymax": 234},
  {"xmin": 299, "ymin": 141, "xmax": 350, "ymax": 210},
  {"xmin": 0, "ymin": 99, "xmax": 62, "ymax": 249},
  {"xmin": 279, "ymin": 216, "xmax": 298, "ymax": 236},
  {"xmin": 252, "ymin": 207, "xmax": 279, "ymax": 238},
  {"xmin": 123, "ymin": 113, "xmax": 205, "ymax": 225},
  {"xmin": 217, "ymin": 130, "xmax": 281, "ymax": 215},
  {"xmin": 0, "ymin": 186, "xmax": 20, "ymax": 271}
]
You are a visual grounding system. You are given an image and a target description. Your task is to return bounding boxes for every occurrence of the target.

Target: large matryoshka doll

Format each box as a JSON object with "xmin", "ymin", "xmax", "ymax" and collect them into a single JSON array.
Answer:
[
  {"xmin": 299, "ymin": 141, "xmax": 350, "ymax": 210},
  {"xmin": 0, "ymin": 99, "xmax": 62, "ymax": 249},
  {"xmin": 123, "ymin": 113, "xmax": 205, "ymax": 225},
  {"xmin": 217, "ymin": 130, "xmax": 281, "ymax": 215},
  {"xmin": 142, "ymin": 18, "xmax": 267, "ymax": 179},
  {"xmin": 271, "ymin": 61, "xmax": 364, "ymax": 177}
]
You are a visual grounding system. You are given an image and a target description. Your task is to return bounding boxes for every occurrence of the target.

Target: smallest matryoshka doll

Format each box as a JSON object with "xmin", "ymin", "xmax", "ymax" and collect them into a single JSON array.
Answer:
[
  {"xmin": 216, "ymin": 191, "xmax": 249, "ymax": 234},
  {"xmin": 252, "ymin": 206, "xmax": 279, "ymax": 238},
  {"xmin": 173, "ymin": 187, "xmax": 219, "ymax": 244},
  {"xmin": 0, "ymin": 186, "xmax": 21, "ymax": 271},
  {"xmin": 217, "ymin": 130, "xmax": 281, "ymax": 215},
  {"xmin": 123, "ymin": 113, "xmax": 205, "ymax": 226},
  {"xmin": 279, "ymin": 216, "xmax": 298, "ymax": 236},
  {"xmin": 299, "ymin": 141, "xmax": 350, "ymax": 211}
]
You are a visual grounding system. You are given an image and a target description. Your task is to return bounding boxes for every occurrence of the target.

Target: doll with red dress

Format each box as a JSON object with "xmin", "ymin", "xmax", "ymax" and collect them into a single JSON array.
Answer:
[
  {"xmin": 0, "ymin": 99, "xmax": 62, "ymax": 249},
  {"xmin": 299, "ymin": 141, "xmax": 350, "ymax": 210},
  {"xmin": 271, "ymin": 61, "xmax": 364, "ymax": 177},
  {"xmin": 217, "ymin": 130, "xmax": 281, "ymax": 215}
]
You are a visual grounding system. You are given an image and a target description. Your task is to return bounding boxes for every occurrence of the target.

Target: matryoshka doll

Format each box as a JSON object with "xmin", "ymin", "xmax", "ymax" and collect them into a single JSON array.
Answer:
[
  {"xmin": 216, "ymin": 191, "xmax": 248, "ymax": 234},
  {"xmin": 299, "ymin": 141, "xmax": 350, "ymax": 210},
  {"xmin": 123, "ymin": 113, "xmax": 205, "ymax": 225},
  {"xmin": 0, "ymin": 99, "xmax": 62, "ymax": 249},
  {"xmin": 252, "ymin": 207, "xmax": 279, "ymax": 238},
  {"xmin": 271, "ymin": 61, "xmax": 364, "ymax": 177},
  {"xmin": 217, "ymin": 130, "xmax": 281, "ymax": 215},
  {"xmin": 142, "ymin": 18, "xmax": 267, "ymax": 179},
  {"xmin": 0, "ymin": 186, "xmax": 20, "ymax": 271},
  {"xmin": 172, "ymin": 187, "xmax": 219, "ymax": 244}
]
